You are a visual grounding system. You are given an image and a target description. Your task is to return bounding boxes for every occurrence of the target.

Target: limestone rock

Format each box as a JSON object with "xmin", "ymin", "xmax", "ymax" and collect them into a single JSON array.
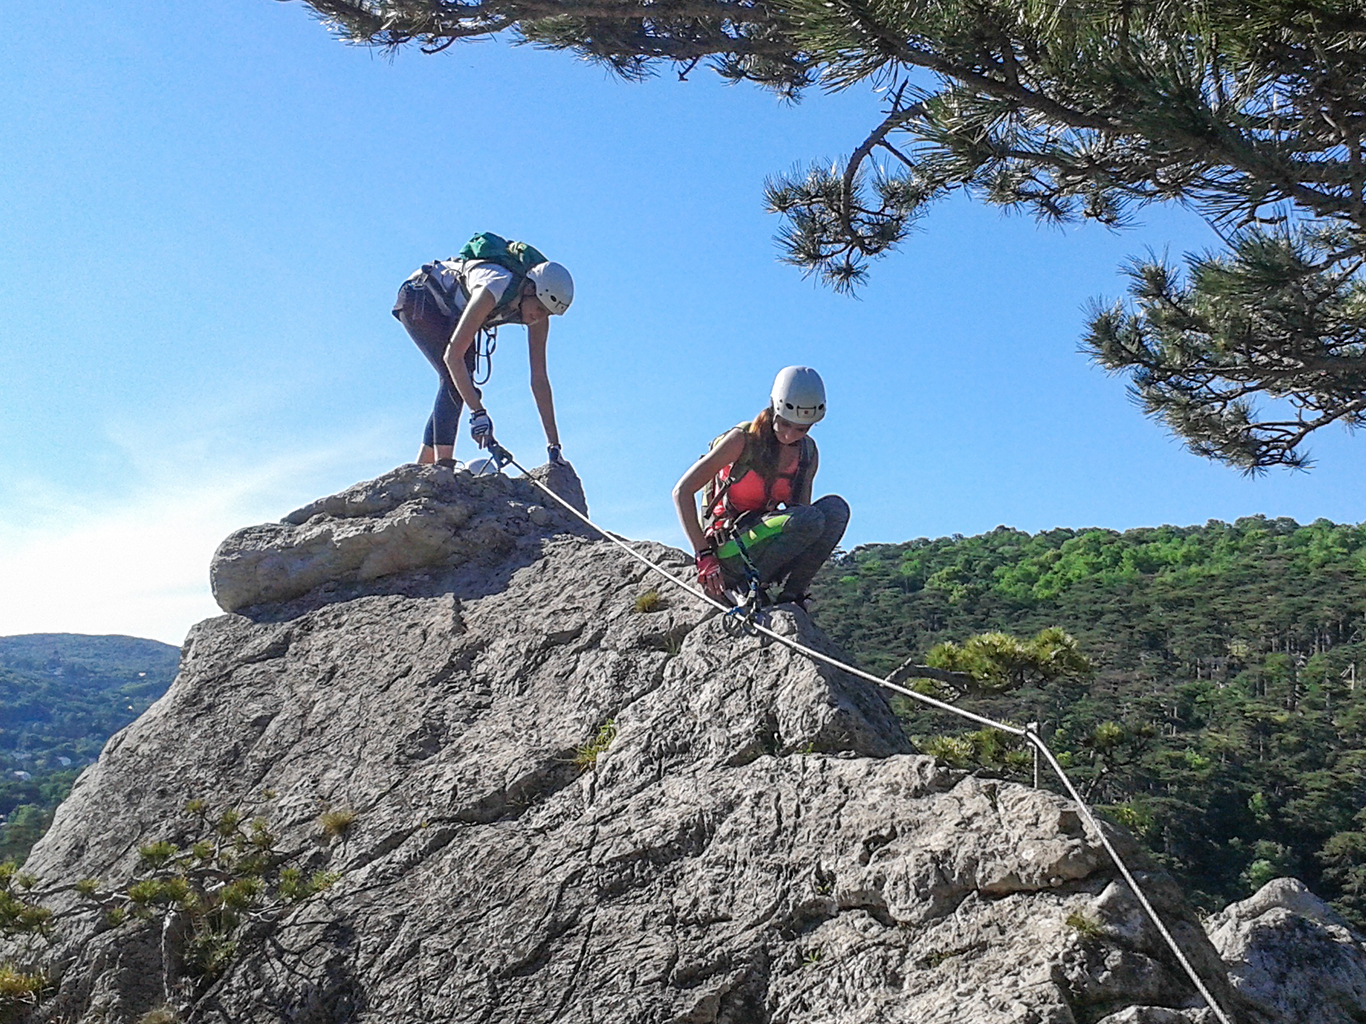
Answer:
[
  {"xmin": 13, "ymin": 465, "xmax": 1247, "ymax": 1023},
  {"xmin": 1205, "ymin": 876, "xmax": 1366, "ymax": 1024},
  {"xmin": 210, "ymin": 461, "xmax": 587, "ymax": 612}
]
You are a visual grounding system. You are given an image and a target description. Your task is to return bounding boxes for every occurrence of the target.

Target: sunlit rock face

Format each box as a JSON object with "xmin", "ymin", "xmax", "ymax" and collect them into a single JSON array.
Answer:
[
  {"xmin": 1206, "ymin": 876, "xmax": 1366, "ymax": 1024},
  {"xmin": 208, "ymin": 461, "xmax": 588, "ymax": 612},
  {"xmin": 14, "ymin": 464, "xmax": 1250, "ymax": 1024}
]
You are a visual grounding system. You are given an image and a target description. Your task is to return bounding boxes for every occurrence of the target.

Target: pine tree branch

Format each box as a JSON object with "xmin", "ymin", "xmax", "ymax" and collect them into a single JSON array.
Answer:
[
  {"xmin": 887, "ymin": 659, "xmax": 976, "ymax": 693},
  {"xmin": 838, "ymin": 99, "xmax": 927, "ymax": 253}
]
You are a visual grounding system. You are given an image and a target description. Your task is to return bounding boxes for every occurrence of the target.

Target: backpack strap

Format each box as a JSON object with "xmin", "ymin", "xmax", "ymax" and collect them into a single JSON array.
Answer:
[
  {"xmin": 464, "ymin": 260, "xmax": 528, "ymax": 326},
  {"xmin": 419, "ymin": 259, "xmax": 525, "ymax": 325},
  {"xmin": 700, "ymin": 424, "xmax": 753, "ymax": 541},
  {"xmin": 792, "ymin": 436, "xmax": 815, "ymax": 501}
]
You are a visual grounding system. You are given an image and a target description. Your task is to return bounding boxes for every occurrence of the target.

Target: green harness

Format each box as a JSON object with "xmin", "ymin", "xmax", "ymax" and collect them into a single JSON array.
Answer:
[{"xmin": 716, "ymin": 513, "xmax": 794, "ymax": 560}]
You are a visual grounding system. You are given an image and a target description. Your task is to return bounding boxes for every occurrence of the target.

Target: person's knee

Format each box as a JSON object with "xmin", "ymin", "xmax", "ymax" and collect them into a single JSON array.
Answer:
[
  {"xmin": 814, "ymin": 494, "xmax": 849, "ymax": 525},
  {"xmin": 785, "ymin": 504, "xmax": 827, "ymax": 545}
]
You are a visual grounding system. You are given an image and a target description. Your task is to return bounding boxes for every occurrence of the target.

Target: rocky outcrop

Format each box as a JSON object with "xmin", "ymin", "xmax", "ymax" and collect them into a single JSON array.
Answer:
[
  {"xmin": 13, "ymin": 465, "xmax": 1249, "ymax": 1023},
  {"xmin": 1205, "ymin": 877, "xmax": 1366, "ymax": 1024},
  {"xmin": 209, "ymin": 462, "xmax": 587, "ymax": 612}
]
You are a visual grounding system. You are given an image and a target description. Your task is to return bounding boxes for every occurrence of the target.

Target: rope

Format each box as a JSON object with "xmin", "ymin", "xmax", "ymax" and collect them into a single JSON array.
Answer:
[{"xmin": 505, "ymin": 454, "xmax": 1235, "ymax": 1024}]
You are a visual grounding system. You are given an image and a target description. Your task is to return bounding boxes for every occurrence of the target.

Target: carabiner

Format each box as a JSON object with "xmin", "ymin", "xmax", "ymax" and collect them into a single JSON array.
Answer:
[{"xmin": 486, "ymin": 442, "xmax": 515, "ymax": 471}]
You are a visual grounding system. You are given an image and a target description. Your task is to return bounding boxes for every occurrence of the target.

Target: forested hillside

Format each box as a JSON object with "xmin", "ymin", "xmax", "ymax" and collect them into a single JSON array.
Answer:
[
  {"xmin": 812, "ymin": 516, "xmax": 1366, "ymax": 925},
  {"xmin": 0, "ymin": 634, "xmax": 179, "ymax": 862}
]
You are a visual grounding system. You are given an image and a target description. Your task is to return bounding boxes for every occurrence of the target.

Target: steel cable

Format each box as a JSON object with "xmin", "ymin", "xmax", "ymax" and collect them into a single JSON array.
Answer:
[{"xmin": 507, "ymin": 455, "xmax": 1236, "ymax": 1024}]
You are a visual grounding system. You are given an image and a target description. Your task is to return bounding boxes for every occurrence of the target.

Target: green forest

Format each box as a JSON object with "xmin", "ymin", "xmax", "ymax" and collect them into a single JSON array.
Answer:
[
  {"xmin": 0, "ymin": 634, "xmax": 179, "ymax": 863},
  {"xmin": 812, "ymin": 515, "xmax": 1366, "ymax": 926}
]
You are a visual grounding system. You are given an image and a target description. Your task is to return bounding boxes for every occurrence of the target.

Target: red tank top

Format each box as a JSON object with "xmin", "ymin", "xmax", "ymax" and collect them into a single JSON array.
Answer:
[
  {"xmin": 707, "ymin": 451, "xmax": 801, "ymax": 529},
  {"xmin": 703, "ymin": 426, "xmax": 815, "ymax": 538},
  {"xmin": 724, "ymin": 466, "xmax": 795, "ymax": 512}
]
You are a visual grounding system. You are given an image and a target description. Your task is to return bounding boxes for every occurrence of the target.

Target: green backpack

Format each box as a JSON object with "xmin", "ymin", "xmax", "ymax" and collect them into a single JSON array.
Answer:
[
  {"xmin": 420, "ymin": 232, "xmax": 550, "ymax": 323},
  {"xmin": 457, "ymin": 231, "xmax": 549, "ymax": 280},
  {"xmin": 700, "ymin": 422, "xmax": 815, "ymax": 538}
]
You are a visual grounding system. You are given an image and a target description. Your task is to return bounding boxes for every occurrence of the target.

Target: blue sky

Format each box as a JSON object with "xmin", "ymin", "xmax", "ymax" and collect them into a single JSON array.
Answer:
[{"xmin": 3, "ymin": 0, "xmax": 1363, "ymax": 645}]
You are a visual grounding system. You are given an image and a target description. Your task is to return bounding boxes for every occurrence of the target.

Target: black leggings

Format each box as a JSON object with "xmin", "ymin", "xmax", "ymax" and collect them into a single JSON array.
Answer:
[
  {"xmin": 393, "ymin": 282, "xmax": 478, "ymax": 448},
  {"xmin": 716, "ymin": 495, "xmax": 850, "ymax": 597}
]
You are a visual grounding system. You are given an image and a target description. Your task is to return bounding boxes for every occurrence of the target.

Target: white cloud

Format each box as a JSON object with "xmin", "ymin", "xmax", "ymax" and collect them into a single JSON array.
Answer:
[{"xmin": 0, "ymin": 420, "xmax": 403, "ymax": 646}]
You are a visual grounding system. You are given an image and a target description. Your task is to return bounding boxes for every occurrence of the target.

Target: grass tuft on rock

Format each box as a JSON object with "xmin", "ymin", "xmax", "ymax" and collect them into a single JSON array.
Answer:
[
  {"xmin": 0, "ymin": 962, "xmax": 44, "ymax": 1009},
  {"xmin": 573, "ymin": 720, "xmax": 618, "ymax": 770},
  {"xmin": 1065, "ymin": 910, "xmax": 1103, "ymax": 938},
  {"xmin": 318, "ymin": 808, "xmax": 357, "ymax": 840},
  {"xmin": 137, "ymin": 1005, "xmax": 181, "ymax": 1024}
]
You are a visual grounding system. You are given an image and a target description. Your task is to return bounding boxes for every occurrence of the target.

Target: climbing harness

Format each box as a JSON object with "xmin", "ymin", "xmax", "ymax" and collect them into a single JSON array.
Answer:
[
  {"xmin": 699, "ymin": 426, "xmax": 813, "ymax": 543},
  {"xmin": 487, "ymin": 445, "xmax": 1236, "ymax": 1024}
]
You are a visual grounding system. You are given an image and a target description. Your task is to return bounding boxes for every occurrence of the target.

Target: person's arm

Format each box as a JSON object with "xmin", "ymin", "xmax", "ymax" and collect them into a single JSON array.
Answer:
[
  {"xmin": 526, "ymin": 319, "xmax": 559, "ymax": 447},
  {"xmin": 672, "ymin": 430, "xmax": 746, "ymax": 555},
  {"xmin": 793, "ymin": 442, "xmax": 819, "ymax": 505},
  {"xmin": 444, "ymin": 287, "xmax": 498, "ymax": 412}
]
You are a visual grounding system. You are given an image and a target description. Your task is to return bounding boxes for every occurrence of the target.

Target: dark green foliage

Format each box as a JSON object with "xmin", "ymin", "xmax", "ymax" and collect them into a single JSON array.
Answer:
[
  {"xmin": 927, "ymin": 627, "xmax": 1092, "ymax": 693},
  {"xmin": 1085, "ymin": 225, "xmax": 1366, "ymax": 471},
  {"xmin": 2, "ymin": 802, "xmax": 341, "ymax": 1016},
  {"xmin": 0, "ymin": 634, "xmax": 179, "ymax": 865},
  {"xmin": 763, "ymin": 1, "xmax": 1366, "ymax": 470},
  {"xmin": 0, "ymin": 861, "xmax": 53, "ymax": 1017},
  {"xmin": 289, "ymin": 0, "xmax": 812, "ymax": 94},
  {"xmin": 76, "ymin": 802, "xmax": 341, "ymax": 986},
  {"xmin": 290, "ymin": 0, "xmax": 1366, "ymax": 468},
  {"xmin": 0, "ymin": 862, "xmax": 51, "ymax": 939},
  {"xmin": 0, "ymin": 797, "xmax": 67, "ymax": 867},
  {"xmin": 813, "ymin": 516, "xmax": 1366, "ymax": 924}
]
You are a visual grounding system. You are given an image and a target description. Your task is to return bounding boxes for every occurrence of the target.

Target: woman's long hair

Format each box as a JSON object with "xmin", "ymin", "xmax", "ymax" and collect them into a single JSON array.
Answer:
[{"xmin": 743, "ymin": 407, "xmax": 781, "ymax": 484}]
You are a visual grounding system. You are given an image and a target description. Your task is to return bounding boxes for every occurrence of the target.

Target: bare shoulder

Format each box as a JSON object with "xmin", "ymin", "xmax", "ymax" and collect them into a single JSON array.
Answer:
[{"xmin": 718, "ymin": 427, "xmax": 748, "ymax": 458}]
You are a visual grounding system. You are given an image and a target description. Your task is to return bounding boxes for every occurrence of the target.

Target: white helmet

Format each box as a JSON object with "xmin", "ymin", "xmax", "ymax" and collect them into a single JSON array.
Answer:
[
  {"xmin": 525, "ymin": 261, "xmax": 574, "ymax": 315},
  {"xmin": 465, "ymin": 457, "xmax": 500, "ymax": 476},
  {"xmin": 771, "ymin": 366, "xmax": 826, "ymax": 425}
]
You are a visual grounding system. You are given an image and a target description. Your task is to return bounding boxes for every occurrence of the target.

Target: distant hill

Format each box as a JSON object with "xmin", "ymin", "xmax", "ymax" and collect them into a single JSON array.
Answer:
[
  {"xmin": 811, "ymin": 515, "xmax": 1366, "ymax": 925},
  {"xmin": 0, "ymin": 633, "xmax": 180, "ymax": 862}
]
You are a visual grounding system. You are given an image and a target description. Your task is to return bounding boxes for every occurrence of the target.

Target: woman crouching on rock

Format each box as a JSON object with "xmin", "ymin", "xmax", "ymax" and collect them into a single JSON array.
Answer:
[{"xmin": 673, "ymin": 366, "xmax": 850, "ymax": 610}]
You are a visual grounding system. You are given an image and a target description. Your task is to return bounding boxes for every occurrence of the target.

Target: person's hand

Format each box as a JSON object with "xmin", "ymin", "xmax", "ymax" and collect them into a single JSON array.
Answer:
[
  {"xmin": 695, "ymin": 550, "xmax": 725, "ymax": 599},
  {"xmin": 469, "ymin": 409, "xmax": 494, "ymax": 449},
  {"xmin": 547, "ymin": 443, "xmax": 567, "ymax": 466}
]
